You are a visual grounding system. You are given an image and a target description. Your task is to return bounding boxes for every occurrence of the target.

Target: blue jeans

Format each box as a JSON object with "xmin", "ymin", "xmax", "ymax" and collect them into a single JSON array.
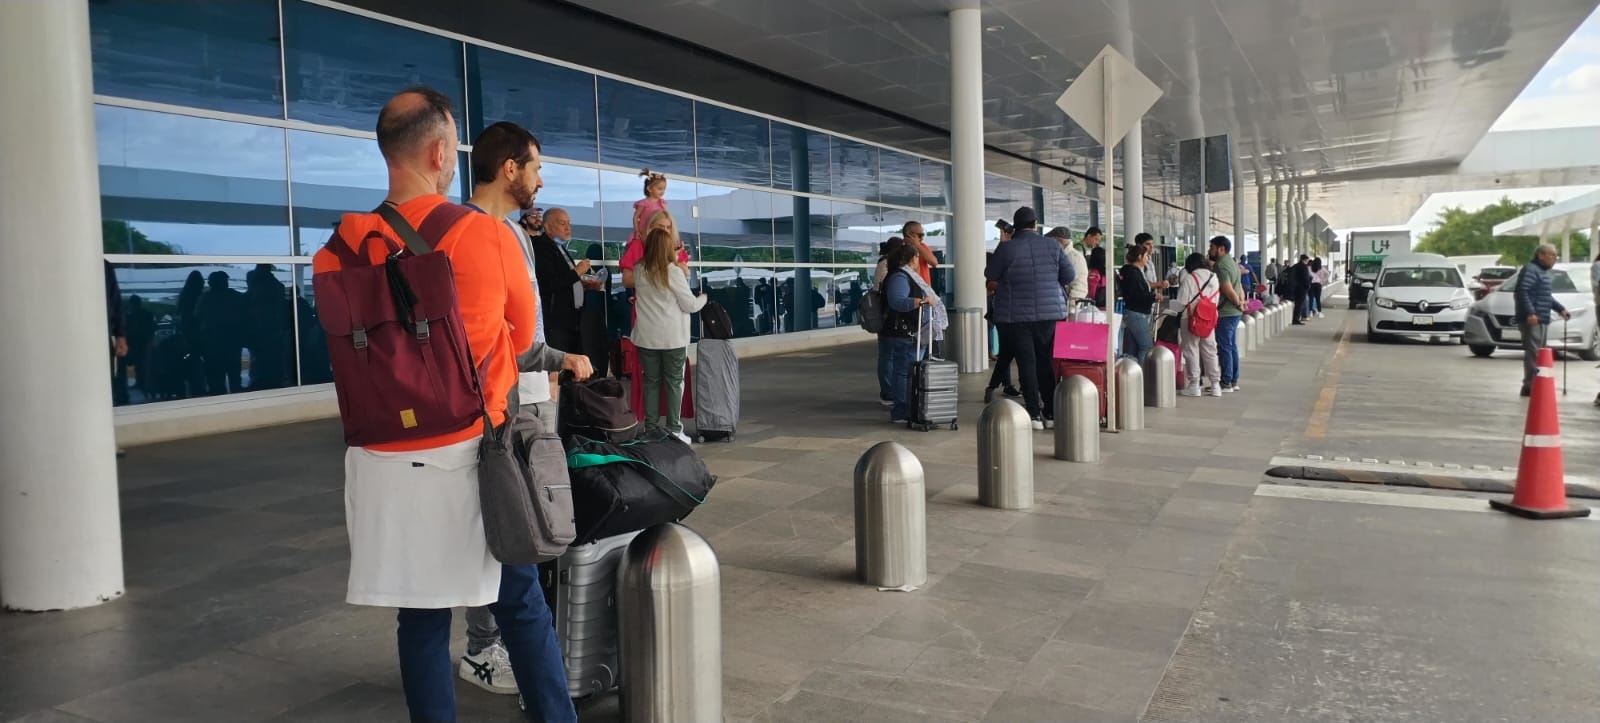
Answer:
[
  {"xmin": 1216, "ymin": 315, "xmax": 1240, "ymax": 387},
  {"xmin": 885, "ymin": 335, "xmax": 919, "ymax": 421},
  {"xmin": 876, "ymin": 335, "xmax": 894, "ymax": 401},
  {"xmin": 1121, "ymin": 310, "xmax": 1153, "ymax": 365},
  {"xmin": 397, "ymin": 565, "xmax": 576, "ymax": 723}
]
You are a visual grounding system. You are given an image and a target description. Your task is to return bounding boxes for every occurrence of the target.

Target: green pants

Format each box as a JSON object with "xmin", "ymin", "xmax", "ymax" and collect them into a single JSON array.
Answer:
[{"xmin": 639, "ymin": 346, "xmax": 688, "ymax": 433}]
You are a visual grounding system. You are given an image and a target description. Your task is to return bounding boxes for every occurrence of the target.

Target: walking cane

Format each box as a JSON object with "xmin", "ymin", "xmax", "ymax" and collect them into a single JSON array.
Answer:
[{"xmin": 1562, "ymin": 315, "xmax": 1569, "ymax": 396}]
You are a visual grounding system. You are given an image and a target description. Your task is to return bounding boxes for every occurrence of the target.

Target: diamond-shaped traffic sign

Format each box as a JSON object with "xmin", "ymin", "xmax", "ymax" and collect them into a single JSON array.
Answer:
[{"xmin": 1054, "ymin": 46, "xmax": 1163, "ymax": 147}]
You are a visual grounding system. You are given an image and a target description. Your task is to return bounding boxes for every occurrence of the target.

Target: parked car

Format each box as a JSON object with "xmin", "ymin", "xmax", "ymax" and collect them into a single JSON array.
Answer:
[
  {"xmin": 1464, "ymin": 262, "xmax": 1598, "ymax": 360},
  {"xmin": 1470, "ymin": 265, "xmax": 1515, "ymax": 300},
  {"xmin": 1366, "ymin": 253, "xmax": 1473, "ymax": 342}
]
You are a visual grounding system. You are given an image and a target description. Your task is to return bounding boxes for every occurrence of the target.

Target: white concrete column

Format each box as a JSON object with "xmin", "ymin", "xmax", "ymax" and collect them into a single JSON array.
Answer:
[
  {"xmin": 1231, "ymin": 159, "xmax": 1245, "ymax": 248},
  {"xmin": 948, "ymin": 7, "xmax": 988, "ymax": 373},
  {"xmin": 1195, "ymin": 192, "xmax": 1209, "ymax": 247},
  {"xmin": 1256, "ymin": 183, "xmax": 1268, "ymax": 263},
  {"xmin": 1122, "ymin": 120, "xmax": 1144, "ymax": 238},
  {"xmin": 1273, "ymin": 186, "xmax": 1284, "ymax": 266},
  {"xmin": 0, "ymin": 0, "xmax": 125, "ymax": 611}
]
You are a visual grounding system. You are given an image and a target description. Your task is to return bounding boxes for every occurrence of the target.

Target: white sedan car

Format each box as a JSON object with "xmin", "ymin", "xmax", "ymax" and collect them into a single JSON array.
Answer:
[{"xmin": 1463, "ymin": 262, "xmax": 1598, "ymax": 361}]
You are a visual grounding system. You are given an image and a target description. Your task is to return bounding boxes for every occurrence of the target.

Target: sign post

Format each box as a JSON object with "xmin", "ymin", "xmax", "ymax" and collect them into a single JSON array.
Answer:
[{"xmin": 1055, "ymin": 46, "xmax": 1162, "ymax": 432}]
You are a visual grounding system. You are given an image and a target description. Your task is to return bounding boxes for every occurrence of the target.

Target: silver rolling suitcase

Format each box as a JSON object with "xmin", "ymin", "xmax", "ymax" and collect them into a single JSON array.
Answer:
[
  {"xmin": 539, "ymin": 531, "xmax": 640, "ymax": 698},
  {"xmin": 908, "ymin": 307, "xmax": 959, "ymax": 431}
]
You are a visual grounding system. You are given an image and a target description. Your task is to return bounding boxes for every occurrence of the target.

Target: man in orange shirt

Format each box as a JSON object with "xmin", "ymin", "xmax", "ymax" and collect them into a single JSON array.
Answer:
[
  {"xmin": 311, "ymin": 87, "xmax": 577, "ymax": 723},
  {"xmin": 902, "ymin": 220, "xmax": 937, "ymax": 285}
]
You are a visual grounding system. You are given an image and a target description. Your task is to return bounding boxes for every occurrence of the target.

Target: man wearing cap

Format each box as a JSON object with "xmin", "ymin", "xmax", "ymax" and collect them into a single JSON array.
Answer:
[
  {"xmin": 1047, "ymin": 227, "xmax": 1088, "ymax": 305},
  {"xmin": 985, "ymin": 207, "xmax": 1075, "ymax": 430}
]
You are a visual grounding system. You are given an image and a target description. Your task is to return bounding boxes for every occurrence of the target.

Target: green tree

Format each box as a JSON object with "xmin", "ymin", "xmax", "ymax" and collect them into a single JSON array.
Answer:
[
  {"xmin": 1414, "ymin": 198, "xmax": 1589, "ymax": 265},
  {"xmin": 102, "ymin": 220, "xmax": 182, "ymax": 255}
]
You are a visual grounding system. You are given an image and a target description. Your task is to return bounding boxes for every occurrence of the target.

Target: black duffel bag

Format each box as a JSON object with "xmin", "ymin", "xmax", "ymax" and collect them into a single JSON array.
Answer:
[{"xmin": 565, "ymin": 427, "xmax": 717, "ymax": 544}]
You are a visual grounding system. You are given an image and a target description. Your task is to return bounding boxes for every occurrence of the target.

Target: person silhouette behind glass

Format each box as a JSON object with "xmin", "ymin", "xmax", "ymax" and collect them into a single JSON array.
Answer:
[{"xmin": 195, "ymin": 270, "xmax": 246, "ymax": 394}]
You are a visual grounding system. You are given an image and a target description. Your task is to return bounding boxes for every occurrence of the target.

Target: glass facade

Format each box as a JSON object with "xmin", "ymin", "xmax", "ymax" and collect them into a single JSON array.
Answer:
[{"xmin": 92, "ymin": 0, "xmax": 1086, "ymax": 409}]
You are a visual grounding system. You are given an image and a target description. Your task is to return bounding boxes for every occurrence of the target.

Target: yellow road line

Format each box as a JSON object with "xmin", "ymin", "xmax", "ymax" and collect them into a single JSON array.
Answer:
[{"xmin": 1304, "ymin": 319, "xmax": 1353, "ymax": 439}]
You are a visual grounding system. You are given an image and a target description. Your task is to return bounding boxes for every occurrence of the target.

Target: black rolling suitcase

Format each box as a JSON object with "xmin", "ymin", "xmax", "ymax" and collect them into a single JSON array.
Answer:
[{"xmin": 908, "ymin": 308, "xmax": 958, "ymax": 431}]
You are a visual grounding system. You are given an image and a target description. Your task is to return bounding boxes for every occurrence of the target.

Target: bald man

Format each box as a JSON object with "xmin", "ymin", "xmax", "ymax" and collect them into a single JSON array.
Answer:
[
  {"xmin": 528, "ymin": 207, "xmax": 596, "ymax": 356},
  {"xmin": 314, "ymin": 87, "xmax": 577, "ymax": 723}
]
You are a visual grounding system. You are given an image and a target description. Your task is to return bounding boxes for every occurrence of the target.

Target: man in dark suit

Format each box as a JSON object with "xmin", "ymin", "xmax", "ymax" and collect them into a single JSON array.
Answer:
[{"xmin": 525, "ymin": 207, "xmax": 597, "ymax": 355}]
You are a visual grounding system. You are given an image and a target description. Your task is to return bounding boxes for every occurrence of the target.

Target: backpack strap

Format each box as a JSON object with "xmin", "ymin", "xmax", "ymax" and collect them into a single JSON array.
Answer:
[{"xmin": 375, "ymin": 201, "xmax": 474, "ymax": 255}]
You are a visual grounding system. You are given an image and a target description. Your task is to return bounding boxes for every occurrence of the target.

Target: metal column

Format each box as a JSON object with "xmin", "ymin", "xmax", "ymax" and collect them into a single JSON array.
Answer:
[
  {"xmin": 619, "ymin": 524, "xmax": 722, "ymax": 723},
  {"xmin": 977, "ymin": 400, "xmax": 1034, "ymax": 510},
  {"xmin": 947, "ymin": 8, "xmax": 988, "ymax": 374},
  {"xmin": 0, "ymin": 0, "xmax": 125, "ymax": 611}
]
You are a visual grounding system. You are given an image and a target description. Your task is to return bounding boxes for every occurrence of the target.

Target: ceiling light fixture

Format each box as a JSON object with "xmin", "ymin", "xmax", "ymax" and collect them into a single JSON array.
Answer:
[
  {"xmin": 1030, "ymin": 54, "xmax": 1048, "ymax": 61},
  {"xmin": 986, "ymin": 25, "xmax": 1004, "ymax": 32}
]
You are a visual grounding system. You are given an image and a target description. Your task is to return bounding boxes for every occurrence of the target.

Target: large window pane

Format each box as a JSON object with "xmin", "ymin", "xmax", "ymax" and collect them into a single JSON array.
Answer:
[
  {"xmin": 598, "ymin": 169, "xmax": 696, "ymax": 261},
  {"xmin": 109, "ymin": 262, "xmax": 297, "ymax": 405},
  {"xmin": 290, "ymin": 131, "xmax": 465, "ymax": 255},
  {"xmin": 697, "ymin": 183, "xmax": 773, "ymax": 264},
  {"xmin": 89, "ymin": 0, "xmax": 283, "ymax": 117},
  {"xmin": 878, "ymin": 150, "xmax": 921, "ymax": 209},
  {"xmin": 694, "ymin": 103, "xmax": 770, "ymax": 187},
  {"xmin": 831, "ymin": 138, "xmax": 880, "ymax": 204},
  {"xmin": 537, "ymin": 164, "xmax": 603, "ymax": 261},
  {"xmin": 98, "ymin": 106, "xmax": 290, "ymax": 256},
  {"xmin": 833, "ymin": 202, "xmax": 884, "ymax": 266},
  {"xmin": 772, "ymin": 124, "xmax": 829, "ymax": 196},
  {"xmin": 468, "ymin": 47, "xmax": 598, "ymax": 163},
  {"xmin": 284, "ymin": 2, "xmax": 466, "ymax": 141},
  {"xmin": 777, "ymin": 198, "xmax": 836, "ymax": 265},
  {"xmin": 597, "ymin": 78, "xmax": 694, "ymax": 176},
  {"xmin": 920, "ymin": 160, "xmax": 951, "ymax": 212}
]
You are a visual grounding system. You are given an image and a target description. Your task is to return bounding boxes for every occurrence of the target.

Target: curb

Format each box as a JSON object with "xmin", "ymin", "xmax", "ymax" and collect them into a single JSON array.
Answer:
[{"xmin": 1264, "ymin": 464, "xmax": 1600, "ymax": 500}]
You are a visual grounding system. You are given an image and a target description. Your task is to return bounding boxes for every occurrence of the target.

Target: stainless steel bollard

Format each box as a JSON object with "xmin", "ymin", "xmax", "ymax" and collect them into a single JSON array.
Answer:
[
  {"xmin": 853, "ymin": 442, "xmax": 927, "ymax": 589},
  {"xmin": 1113, "ymin": 357, "xmax": 1145, "ymax": 431},
  {"xmin": 1250, "ymin": 310, "xmax": 1266, "ymax": 346},
  {"xmin": 1143, "ymin": 344, "xmax": 1176, "ymax": 409},
  {"xmin": 619, "ymin": 523, "xmax": 722, "ymax": 723},
  {"xmin": 978, "ymin": 399, "xmax": 1033, "ymax": 510},
  {"xmin": 1054, "ymin": 375, "xmax": 1100, "ymax": 462},
  {"xmin": 1241, "ymin": 313, "xmax": 1257, "ymax": 353}
]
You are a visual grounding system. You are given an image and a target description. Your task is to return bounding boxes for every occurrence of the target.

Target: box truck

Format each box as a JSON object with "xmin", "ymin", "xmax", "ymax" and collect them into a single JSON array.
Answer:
[{"xmin": 1345, "ymin": 228, "xmax": 1410, "ymax": 308}]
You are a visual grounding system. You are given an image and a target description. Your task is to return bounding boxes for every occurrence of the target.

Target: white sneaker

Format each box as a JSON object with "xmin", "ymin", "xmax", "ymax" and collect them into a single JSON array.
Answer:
[
  {"xmin": 674, "ymin": 431, "xmax": 694, "ymax": 445},
  {"xmin": 1180, "ymin": 384, "xmax": 1202, "ymax": 397},
  {"xmin": 1222, "ymin": 385, "xmax": 1238, "ymax": 393},
  {"xmin": 460, "ymin": 643, "xmax": 518, "ymax": 695},
  {"xmin": 1031, "ymin": 419, "xmax": 1045, "ymax": 431},
  {"xmin": 1207, "ymin": 386, "xmax": 1224, "ymax": 398}
]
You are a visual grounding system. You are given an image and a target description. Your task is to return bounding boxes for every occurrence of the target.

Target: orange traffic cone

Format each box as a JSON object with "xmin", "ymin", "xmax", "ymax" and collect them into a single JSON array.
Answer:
[{"xmin": 1491, "ymin": 348, "xmax": 1590, "ymax": 519}]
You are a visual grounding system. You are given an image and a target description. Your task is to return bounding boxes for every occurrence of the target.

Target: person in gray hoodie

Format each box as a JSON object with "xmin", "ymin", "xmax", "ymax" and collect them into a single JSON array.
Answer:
[{"xmin": 985, "ymin": 206, "xmax": 1075, "ymax": 429}]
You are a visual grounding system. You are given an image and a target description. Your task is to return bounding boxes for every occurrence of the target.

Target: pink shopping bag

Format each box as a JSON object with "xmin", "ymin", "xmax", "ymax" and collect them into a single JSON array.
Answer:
[{"xmin": 1053, "ymin": 321, "xmax": 1110, "ymax": 363}]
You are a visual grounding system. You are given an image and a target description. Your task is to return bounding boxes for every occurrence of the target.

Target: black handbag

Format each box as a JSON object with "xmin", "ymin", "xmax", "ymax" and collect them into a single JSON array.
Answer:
[{"xmin": 557, "ymin": 373, "xmax": 639, "ymax": 444}]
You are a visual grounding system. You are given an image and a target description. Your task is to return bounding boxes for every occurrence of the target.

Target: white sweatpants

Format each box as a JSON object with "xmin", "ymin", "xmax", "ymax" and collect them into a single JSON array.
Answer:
[{"xmin": 1180, "ymin": 324, "xmax": 1220, "ymax": 389}]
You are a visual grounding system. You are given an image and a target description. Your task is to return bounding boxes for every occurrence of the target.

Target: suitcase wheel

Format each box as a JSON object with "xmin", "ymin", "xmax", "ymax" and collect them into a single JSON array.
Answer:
[{"xmin": 949, "ymin": 421, "xmax": 959, "ymax": 431}]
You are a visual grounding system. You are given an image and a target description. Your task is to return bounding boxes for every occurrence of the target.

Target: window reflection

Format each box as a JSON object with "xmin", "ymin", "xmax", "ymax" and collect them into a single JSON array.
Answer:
[
  {"xmin": 698, "ymin": 266, "xmax": 776, "ymax": 339},
  {"xmin": 772, "ymin": 123, "xmax": 830, "ymax": 196},
  {"xmin": 597, "ymin": 78, "xmax": 694, "ymax": 176},
  {"xmin": 920, "ymin": 160, "xmax": 951, "ymax": 212},
  {"xmin": 697, "ymin": 183, "xmax": 773, "ymax": 264},
  {"xmin": 468, "ymin": 47, "xmax": 598, "ymax": 163},
  {"xmin": 283, "ymin": 1, "xmax": 466, "ymax": 141},
  {"xmin": 879, "ymin": 150, "xmax": 921, "ymax": 209},
  {"xmin": 694, "ymin": 103, "xmax": 771, "ymax": 187},
  {"xmin": 109, "ymin": 263, "xmax": 300, "ymax": 405},
  {"xmin": 833, "ymin": 202, "xmax": 886, "ymax": 266},
  {"xmin": 89, "ymin": 0, "xmax": 283, "ymax": 118},
  {"xmin": 97, "ymin": 106, "xmax": 290, "ymax": 256},
  {"xmin": 831, "ymin": 138, "xmax": 880, "ymax": 204},
  {"xmin": 535, "ymin": 163, "xmax": 603, "ymax": 261},
  {"xmin": 598, "ymin": 169, "xmax": 696, "ymax": 261}
]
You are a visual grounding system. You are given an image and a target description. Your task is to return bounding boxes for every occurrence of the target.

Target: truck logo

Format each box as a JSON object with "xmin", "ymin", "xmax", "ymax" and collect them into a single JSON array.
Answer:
[{"xmin": 1371, "ymin": 239, "xmax": 1391, "ymax": 254}]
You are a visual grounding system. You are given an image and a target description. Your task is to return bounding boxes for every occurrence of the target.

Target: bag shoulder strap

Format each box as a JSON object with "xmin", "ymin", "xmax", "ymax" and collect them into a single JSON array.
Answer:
[
  {"xmin": 375, "ymin": 201, "xmax": 474, "ymax": 256},
  {"xmin": 1184, "ymin": 271, "xmax": 1216, "ymax": 310}
]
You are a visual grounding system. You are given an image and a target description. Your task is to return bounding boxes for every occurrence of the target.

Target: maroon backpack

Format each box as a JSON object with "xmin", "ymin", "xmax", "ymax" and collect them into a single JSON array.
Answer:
[{"xmin": 315, "ymin": 203, "xmax": 484, "ymax": 447}]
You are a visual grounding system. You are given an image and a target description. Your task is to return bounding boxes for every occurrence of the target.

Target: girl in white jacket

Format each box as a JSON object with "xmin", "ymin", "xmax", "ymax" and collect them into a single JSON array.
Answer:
[{"xmin": 632, "ymin": 227, "xmax": 706, "ymax": 440}]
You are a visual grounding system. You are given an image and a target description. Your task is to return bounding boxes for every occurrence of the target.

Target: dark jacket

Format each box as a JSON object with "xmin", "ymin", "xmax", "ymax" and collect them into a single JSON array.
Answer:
[
  {"xmin": 1118, "ymin": 263, "xmax": 1156, "ymax": 314},
  {"xmin": 529, "ymin": 233, "xmax": 584, "ymax": 348},
  {"xmin": 1515, "ymin": 261, "xmax": 1567, "ymax": 324},
  {"xmin": 985, "ymin": 229, "xmax": 1074, "ymax": 323},
  {"xmin": 881, "ymin": 267, "xmax": 925, "ymax": 338},
  {"xmin": 105, "ymin": 261, "xmax": 124, "ymax": 338}
]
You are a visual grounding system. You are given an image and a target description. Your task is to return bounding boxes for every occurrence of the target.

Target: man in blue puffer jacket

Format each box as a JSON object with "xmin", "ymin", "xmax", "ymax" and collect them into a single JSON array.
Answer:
[
  {"xmin": 1514, "ymin": 243, "xmax": 1570, "ymax": 397},
  {"xmin": 986, "ymin": 206, "xmax": 1075, "ymax": 429}
]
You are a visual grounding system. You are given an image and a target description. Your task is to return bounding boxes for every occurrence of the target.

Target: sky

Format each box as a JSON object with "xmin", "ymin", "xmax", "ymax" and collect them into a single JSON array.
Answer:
[{"xmin": 1386, "ymin": 8, "xmax": 1600, "ymax": 242}]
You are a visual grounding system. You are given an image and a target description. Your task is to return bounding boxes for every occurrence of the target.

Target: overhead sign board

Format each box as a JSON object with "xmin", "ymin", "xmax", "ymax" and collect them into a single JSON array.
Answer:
[
  {"xmin": 1178, "ymin": 135, "xmax": 1232, "ymax": 195},
  {"xmin": 1055, "ymin": 45, "xmax": 1162, "ymax": 147}
]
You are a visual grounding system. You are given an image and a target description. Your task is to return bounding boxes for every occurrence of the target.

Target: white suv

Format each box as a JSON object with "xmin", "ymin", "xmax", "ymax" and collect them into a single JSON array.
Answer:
[{"xmin": 1366, "ymin": 253, "xmax": 1473, "ymax": 343}]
